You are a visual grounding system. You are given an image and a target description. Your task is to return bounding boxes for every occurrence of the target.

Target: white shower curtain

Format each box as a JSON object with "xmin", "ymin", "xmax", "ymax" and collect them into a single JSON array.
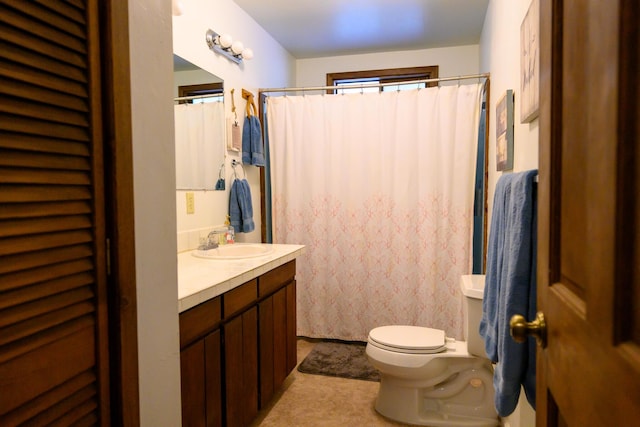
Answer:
[
  {"xmin": 266, "ymin": 84, "xmax": 482, "ymax": 341},
  {"xmin": 174, "ymin": 102, "xmax": 225, "ymax": 189}
]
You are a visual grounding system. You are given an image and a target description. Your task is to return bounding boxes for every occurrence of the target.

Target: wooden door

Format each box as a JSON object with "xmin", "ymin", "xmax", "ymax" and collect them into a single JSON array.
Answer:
[
  {"xmin": 537, "ymin": 0, "xmax": 640, "ymax": 425},
  {"xmin": 0, "ymin": 1, "xmax": 138, "ymax": 424},
  {"xmin": 181, "ymin": 340, "xmax": 206, "ymax": 427},
  {"xmin": 224, "ymin": 307, "xmax": 258, "ymax": 427},
  {"xmin": 285, "ymin": 280, "xmax": 297, "ymax": 373},
  {"xmin": 204, "ymin": 330, "xmax": 222, "ymax": 427},
  {"xmin": 258, "ymin": 296, "xmax": 275, "ymax": 408}
]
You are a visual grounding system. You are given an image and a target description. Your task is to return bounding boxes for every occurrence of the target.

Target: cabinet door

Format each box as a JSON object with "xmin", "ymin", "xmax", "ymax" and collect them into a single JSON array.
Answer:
[
  {"xmin": 204, "ymin": 330, "xmax": 222, "ymax": 427},
  {"xmin": 259, "ymin": 281, "xmax": 297, "ymax": 408},
  {"xmin": 181, "ymin": 340, "xmax": 206, "ymax": 427},
  {"xmin": 242, "ymin": 306, "xmax": 258, "ymax": 425},
  {"xmin": 286, "ymin": 281, "xmax": 297, "ymax": 373},
  {"xmin": 273, "ymin": 287, "xmax": 288, "ymax": 388},
  {"xmin": 259, "ymin": 297, "xmax": 275, "ymax": 408},
  {"xmin": 224, "ymin": 307, "xmax": 258, "ymax": 427}
]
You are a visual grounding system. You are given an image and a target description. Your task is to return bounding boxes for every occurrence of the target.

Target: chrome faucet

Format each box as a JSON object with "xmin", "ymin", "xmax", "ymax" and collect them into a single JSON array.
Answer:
[{"xmin": 199, "ymin": 230, "xmax": 221, "ymax": 250}]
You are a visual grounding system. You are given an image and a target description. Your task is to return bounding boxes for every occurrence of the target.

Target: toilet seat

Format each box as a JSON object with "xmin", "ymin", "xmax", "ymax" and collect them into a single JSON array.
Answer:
[{"xmin": 368, "ymin": 325, "xmax": 447, "ymax": 354}]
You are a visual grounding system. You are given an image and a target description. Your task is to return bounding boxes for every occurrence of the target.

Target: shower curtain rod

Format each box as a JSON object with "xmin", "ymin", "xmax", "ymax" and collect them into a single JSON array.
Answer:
[{"xmin": 259, "ymin": 72, "xmax": 489, "ymax": 94}]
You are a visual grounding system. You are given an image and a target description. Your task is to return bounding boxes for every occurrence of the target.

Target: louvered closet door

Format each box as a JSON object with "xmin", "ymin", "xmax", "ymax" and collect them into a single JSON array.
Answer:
[{"xmin": 0, "ymin": 1, "xmax": 110, "ymax": 425}]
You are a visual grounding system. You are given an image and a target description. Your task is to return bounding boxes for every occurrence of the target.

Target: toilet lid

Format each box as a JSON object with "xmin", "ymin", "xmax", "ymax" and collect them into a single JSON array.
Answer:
[{"xmin": 368, "ymin": 325, "xmax": 447, "ymax": 354}]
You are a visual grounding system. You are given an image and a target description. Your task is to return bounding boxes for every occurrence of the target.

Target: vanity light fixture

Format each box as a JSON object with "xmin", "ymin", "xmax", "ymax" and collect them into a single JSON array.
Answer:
[
  {"xmin": 172, "ymin": 0, "xmax": 185, "ymax": 16},
  {"xmin": 205, "ymin": 29, "xmax": 254, "ymax": 64}
]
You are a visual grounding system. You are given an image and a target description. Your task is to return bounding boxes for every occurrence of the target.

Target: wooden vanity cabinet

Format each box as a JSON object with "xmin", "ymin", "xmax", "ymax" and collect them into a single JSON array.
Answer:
[
  {"xmin": 179, "ymin": 260, "xmax": 297, "ymax": 427},
  {"xmin": 179, "ymin": 297, "xmax": 223, "ymax": 427},
  {"xmin": 258, "ymin": 260, "xmax": 297, "ymax": 408},
  {"xmin": 222, "ymin": 280, "xmax": 258, "ymax": 427}
]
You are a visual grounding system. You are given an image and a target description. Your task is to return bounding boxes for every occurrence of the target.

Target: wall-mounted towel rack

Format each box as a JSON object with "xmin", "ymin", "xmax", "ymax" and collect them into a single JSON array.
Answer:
[{"xmin": 231, "ymin": 159, "xmax": 245, "ymax": 179}]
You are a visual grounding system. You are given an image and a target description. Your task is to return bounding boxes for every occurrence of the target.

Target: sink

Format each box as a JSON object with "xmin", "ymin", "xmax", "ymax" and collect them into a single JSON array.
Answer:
[{"xmin": 192, "ymin": 244, "xmax": 274, "ymax": 260}]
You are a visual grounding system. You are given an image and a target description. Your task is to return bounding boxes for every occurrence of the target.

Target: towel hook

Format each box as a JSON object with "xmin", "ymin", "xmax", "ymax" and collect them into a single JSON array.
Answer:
[{"xmin": 230, "ymin": 88, "xmax": 238, "ymax": 123}]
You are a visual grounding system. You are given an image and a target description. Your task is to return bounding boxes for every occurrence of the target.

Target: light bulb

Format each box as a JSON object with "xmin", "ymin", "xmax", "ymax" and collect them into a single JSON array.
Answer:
[
  {"xmin": 241, "ymin": 48, "xmax": 254, "ymax": 60},
  {"xmin": 218, "ymin": 34, "xmax": 233, "ymax": 49},
  {"xmin": 231, "ymin": 41, "xmax": 244, "ymax": 55},
  {"xmin": 172, "ymin": 0, "xmax": 184, "ymax": 16}
]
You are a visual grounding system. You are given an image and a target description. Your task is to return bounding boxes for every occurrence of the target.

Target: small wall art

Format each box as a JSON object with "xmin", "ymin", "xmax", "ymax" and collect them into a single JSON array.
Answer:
[
  {"xmin": 520, "ymin": 0, "xmax": 540, "ymax": 122},
  {"xmin": 496, "ymin": 89, "xmax": 514, "ymax": 171}
]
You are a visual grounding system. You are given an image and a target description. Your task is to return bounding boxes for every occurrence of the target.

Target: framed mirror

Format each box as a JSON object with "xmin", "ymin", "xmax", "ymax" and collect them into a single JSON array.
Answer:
[{"xmin": 173, "ymin": 54, "xmax": 226, "ymax": 190}]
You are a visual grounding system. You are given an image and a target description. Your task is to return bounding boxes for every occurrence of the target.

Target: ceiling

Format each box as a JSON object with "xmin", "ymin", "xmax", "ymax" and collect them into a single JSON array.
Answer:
[{"xmin": 232, "ymin": 0, "xmax": 490, "ymax": 59}]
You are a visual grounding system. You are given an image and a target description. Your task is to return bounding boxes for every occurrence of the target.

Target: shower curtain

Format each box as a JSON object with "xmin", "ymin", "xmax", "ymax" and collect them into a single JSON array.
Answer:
[
  {"xmin": 266, "ymin": 84, "xmax": 482, "ymax": 341},
  {"xmin": 174, "ymin": 101, "xmax": 225, "ymax": 189}
]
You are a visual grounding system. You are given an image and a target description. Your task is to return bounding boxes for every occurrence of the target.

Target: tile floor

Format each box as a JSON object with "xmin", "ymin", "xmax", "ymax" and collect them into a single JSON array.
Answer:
[{"xmin": 250, "ymin": 338, "xmax": 413, "ymax": 427}]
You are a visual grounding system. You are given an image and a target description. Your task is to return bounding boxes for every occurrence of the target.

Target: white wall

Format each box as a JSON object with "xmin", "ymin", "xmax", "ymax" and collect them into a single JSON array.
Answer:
[
  {"xmin": 172, "ymin": 0, "xmax": 296, "ymax": 247},
  {"xmin": 129, "ymin": 0, "xmax": 294, "ymax": 424},
  {"xmin": 128, "ymin": 0, "xmax": 538, "ymax": 423},
  {"xmin": 129, "ymin": 0, "xmax": 181, "ymax": 425},
  {"xmin": 296, "ymin": 44, "xmax": 480, "ymax": 87},
  {"xmin": 481, "ymin": 0, "xmax": 539, "ymax": 225},
  {"xmin": 480, "ymin": 0, "xmax": 538, "ymax": 425}
]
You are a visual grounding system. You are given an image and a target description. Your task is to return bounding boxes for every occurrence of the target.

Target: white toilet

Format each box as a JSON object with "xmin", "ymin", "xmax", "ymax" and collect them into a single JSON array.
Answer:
[{"xmin": 366, "ymin": 275, "xmax": 498, "ymax": 426}]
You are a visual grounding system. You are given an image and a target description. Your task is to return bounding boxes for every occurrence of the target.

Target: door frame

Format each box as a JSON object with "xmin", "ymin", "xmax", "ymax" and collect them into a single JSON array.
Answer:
[{"xmin": 99, "ymin": 1, "xmax": 140, "ymax": 424}]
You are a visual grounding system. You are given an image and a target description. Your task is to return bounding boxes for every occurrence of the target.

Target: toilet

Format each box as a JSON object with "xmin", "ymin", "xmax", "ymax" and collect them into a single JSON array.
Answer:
[{"xmin": 366, "ymin": 275, "xmax": 499, "ymax": 426}]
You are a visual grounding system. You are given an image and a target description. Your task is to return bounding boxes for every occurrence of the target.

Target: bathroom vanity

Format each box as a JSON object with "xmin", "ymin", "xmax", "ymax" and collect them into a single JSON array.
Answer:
[{"xmin": 177, "ymin": 244, "xmax": 305, "ymax": 427}]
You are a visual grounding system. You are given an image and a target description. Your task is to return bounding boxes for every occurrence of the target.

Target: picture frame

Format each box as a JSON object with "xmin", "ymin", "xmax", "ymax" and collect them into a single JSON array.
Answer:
[
  {"xmin": 496, "ymin": 90, "xmax": 514, "ymax": 171},
  {"xmin": 520, "ymin": 0, "xmax": 540, "ymax": 122}
]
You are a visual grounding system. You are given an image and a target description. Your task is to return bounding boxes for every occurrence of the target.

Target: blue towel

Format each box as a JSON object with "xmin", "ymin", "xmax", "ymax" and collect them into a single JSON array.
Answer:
[
  {"xmin": 250, "ymin": 116, "xmax": 265, "ymax": 166},
  {"xmin": 240, "ymin": 179, "xmax": 255, "ymax": 232},
  {"xmin": 228, "ymin": 178, "xmax": 255, "ymax": 233},
  {"xmin": 479, "ymin": 169, "xmax": 537, "ymax": 417},
  {"xmin": 229, "ymin": 179, "xmax": 243, "ymax": 232},
  {"xmin": 242, "ymin": 116, "xmax": 265, "ymax": 167}
]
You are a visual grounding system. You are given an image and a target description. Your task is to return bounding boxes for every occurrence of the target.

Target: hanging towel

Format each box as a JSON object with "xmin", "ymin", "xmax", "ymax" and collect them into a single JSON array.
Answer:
[
  {"xmin": 478, "ymin": 169, "xmax": 538, "ymax": 417},
  {"xmin": 228, "ymin": 178, "xmax": 255, "ymax": 233},
  {"xmin": 229, "ymin": 179, "xmax": 243, "ymax": 232},
  {"xmin": 242, "ymin": 115, "xmax": 265, "ymax": 167},
  {"xmin": 249, "ymin": 115, "xmax": 265, "ymax": 166},
  {"xmin": 240, "ymin": 179, "xmax": 255, "ymax": 232},
  {"xmin": 215, "ymin": 178, "xmax": 225, "ymax": 191}
]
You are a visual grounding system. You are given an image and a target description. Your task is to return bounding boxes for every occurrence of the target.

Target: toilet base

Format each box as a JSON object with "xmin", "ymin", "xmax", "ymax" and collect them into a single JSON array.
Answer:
[{"xmin": 374, "ymin": 366, "xmax": 499, "ymax": 427}]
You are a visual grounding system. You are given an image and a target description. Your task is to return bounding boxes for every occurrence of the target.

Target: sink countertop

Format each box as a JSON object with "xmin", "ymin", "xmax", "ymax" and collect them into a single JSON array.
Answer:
[{"xmin": 178, "ymin": 243, "xmax": 306, "ymax": 313}]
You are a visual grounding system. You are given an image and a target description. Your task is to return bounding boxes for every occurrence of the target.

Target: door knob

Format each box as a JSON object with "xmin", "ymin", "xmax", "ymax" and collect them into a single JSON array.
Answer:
[{"xmin": 509, "ymin": 311, "xmax": 547, "ymax": 348}]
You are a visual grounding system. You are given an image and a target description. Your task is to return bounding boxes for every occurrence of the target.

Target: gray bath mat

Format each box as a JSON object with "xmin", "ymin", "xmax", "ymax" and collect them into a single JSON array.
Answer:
[{"xmin": 297, "ymin": 340, "xmax": 380, "ymax": 382}]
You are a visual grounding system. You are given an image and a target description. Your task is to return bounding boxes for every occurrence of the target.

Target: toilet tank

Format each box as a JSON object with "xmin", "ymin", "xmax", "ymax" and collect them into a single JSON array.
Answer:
[{"xmin": 460, "ymin": 275, "xmax": 488, "ymax": 358}]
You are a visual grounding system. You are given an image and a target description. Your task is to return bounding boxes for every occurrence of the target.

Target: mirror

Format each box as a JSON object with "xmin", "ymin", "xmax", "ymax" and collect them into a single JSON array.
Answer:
[{"xmin": 173, "ymin": 54, "xmax": 226, "ymax": 190}]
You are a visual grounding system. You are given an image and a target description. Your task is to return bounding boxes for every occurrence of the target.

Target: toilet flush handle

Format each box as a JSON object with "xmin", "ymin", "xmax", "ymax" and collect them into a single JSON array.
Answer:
[{"xmin": 509, "ymin": 311, "xmax": 547, "ymax": 348}]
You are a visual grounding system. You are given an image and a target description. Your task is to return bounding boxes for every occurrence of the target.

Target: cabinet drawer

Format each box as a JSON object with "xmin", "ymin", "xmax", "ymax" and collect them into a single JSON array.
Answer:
[
  {"xmin": 258, "ymin": 261, "xmax": 296, "ymax": 298},
  {"xmin": 180, "ymin": 296, "xmax": 222, "ymax": 348},
  {"xmin": 224, "ymin": 279, "xmax": 257, "ymax": 318}
]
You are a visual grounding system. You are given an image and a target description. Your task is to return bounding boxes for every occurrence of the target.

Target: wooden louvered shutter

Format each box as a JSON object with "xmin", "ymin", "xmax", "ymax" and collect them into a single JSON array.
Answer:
[{"xmin": 0, "ymin": 1, "xmax": 111, "ymax": 425}]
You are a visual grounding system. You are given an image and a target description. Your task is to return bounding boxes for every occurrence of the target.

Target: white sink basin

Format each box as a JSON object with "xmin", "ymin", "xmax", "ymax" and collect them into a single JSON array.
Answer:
[{"xmin": 192, "ymin": 244, "xmax": 274, "ymax": 260}]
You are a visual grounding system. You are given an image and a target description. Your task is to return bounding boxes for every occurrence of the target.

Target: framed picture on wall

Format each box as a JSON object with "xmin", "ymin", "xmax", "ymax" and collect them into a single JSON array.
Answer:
[
  {"xmin": 520, "ymin": 0, "xmax": 540, "ymax": 122},
  {"xmin": 496, "ymin": 90, "xmax": 514, "ymax": 171}
]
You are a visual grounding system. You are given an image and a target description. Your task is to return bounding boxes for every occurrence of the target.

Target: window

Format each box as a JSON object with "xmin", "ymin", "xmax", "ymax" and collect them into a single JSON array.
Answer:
[
  {"xmin": 326, "ymin": 66, "xmax": 439, "ymax": 94},
  {"xmin": 178, "ymin": 82, "xmax": 224, "ymax": 104}
]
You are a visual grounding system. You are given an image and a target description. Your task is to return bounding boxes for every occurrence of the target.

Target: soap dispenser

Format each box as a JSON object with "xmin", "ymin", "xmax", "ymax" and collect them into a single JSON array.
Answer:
[{"xmin": 225, "ymin": 215, "xmax": 235, "ymax": 244}]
